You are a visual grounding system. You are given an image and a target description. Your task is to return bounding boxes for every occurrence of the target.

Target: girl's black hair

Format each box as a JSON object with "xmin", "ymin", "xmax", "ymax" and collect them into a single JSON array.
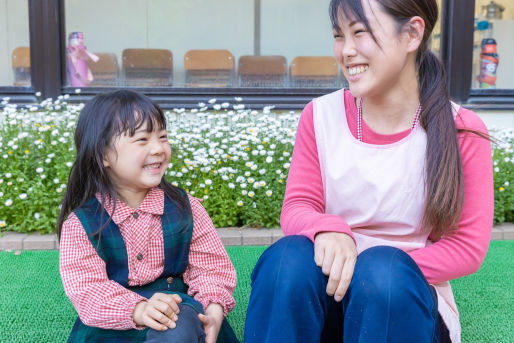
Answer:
[
  {"xmin": 57, "ymin": 90, "xmax": 187, "ymax": 238},
  {"xmin": 329, "ymin": 0, "xmax": 473, "ymax": 237}
]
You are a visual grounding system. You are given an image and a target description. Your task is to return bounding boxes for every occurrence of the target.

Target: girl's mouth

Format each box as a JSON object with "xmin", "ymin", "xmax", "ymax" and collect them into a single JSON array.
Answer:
[
  {"xmin": 143, "ymin": 162, "xmax": 161, "ymax": 170},
  {"xmin": 348, "ymin": 65, "xmax": 369, "ymax": 76}
]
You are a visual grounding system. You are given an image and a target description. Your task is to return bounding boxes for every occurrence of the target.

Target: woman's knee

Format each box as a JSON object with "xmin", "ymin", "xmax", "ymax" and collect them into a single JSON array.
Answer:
[
  {"xmin": 251, "ymin": 235, "xmax": 324, "ymax": 294},
  {"xmin": 350, "ymin": 246, "xmax": 425, "ymax": 304}
]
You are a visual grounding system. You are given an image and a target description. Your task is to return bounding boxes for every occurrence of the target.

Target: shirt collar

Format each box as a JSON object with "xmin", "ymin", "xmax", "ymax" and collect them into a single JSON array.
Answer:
[{"xmin": 95, "ymin": 187, "xmax": 164, "ymax": 225}]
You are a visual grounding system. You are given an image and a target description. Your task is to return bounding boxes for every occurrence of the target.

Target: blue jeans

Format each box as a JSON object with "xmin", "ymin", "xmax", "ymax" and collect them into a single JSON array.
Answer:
[
  {"xmin": 145, "ymin": 303, "xmax": 206, "ymax": 343},
  {"xmin": 245, "ymin": 235, "xmax": 448, "ymax": 343}
]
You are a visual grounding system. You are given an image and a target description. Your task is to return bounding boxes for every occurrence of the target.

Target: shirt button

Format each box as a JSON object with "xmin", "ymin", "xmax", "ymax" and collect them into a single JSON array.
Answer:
[
  {"xmin": 136, "ymin": 253, "xmax": 143, "ymax": 261},
  {"xmin": 166, "ymin": 277, "xmax": 174, "ymax": 284},
  {"xmin": 132, "ymin": 212, "xmax": 139, "ymax": 219}
]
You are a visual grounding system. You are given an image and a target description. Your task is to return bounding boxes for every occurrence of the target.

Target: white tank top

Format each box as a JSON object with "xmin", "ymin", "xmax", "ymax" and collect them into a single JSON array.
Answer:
[{"xmin": 313, "ymin": 89, "xmax": 461, "ymax": 343}]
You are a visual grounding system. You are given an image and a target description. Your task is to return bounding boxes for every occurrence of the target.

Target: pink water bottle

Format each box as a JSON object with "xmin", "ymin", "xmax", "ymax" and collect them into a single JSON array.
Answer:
[{"xmin": 66, "ymin": 32, "xmax": 98, "ymax": 87}]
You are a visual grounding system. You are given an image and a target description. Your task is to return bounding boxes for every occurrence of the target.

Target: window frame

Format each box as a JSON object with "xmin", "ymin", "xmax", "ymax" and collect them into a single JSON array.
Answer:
[{"xmin": 1, "ymin": 0, "xmax": 512, "ymax": 110}]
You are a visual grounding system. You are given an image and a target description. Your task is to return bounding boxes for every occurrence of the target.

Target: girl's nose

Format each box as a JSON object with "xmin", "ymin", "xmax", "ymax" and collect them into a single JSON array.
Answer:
[{"xmin": 150, "ymin": 139, "xmax": 165, "ymax": 155}]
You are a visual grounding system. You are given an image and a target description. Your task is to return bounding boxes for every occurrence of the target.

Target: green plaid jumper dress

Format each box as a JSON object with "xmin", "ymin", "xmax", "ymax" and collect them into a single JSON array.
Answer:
[{"xmin": 67, "ymin": 191, "xmax": 239, "ymax": 343}]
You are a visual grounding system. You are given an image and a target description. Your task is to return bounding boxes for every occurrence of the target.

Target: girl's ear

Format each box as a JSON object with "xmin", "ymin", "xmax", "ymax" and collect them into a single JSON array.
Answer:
[{"xmin": 405, "ymin": 16, "xmax": 425, "ymax": 53}]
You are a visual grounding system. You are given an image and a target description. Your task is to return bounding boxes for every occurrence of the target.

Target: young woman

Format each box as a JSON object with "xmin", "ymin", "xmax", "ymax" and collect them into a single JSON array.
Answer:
[
  {"xmin": 244, "ymin": 1, "xmax": 493, "ymax": 342},
  {"xmin": 58, "ymin": 90, "xmax": 239, "ymax": 343}
]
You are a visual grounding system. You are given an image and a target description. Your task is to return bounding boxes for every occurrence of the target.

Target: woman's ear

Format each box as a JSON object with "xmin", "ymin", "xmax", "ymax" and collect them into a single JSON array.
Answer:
[{"xmin": 405, "ymin": 16, "xmax": 425, "ymax": 53}]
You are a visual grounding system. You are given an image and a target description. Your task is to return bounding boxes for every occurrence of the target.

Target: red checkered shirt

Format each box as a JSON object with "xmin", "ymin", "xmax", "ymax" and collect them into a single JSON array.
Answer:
[{"xmin": 59, "ymin": 187, "xmax": 237, "ymax": 330}]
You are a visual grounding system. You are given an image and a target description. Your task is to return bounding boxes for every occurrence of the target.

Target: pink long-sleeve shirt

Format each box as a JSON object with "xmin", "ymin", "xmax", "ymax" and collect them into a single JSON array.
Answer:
[{"xmin": 281, "ymin": 89, "xmax": 494, "ymax": 284}]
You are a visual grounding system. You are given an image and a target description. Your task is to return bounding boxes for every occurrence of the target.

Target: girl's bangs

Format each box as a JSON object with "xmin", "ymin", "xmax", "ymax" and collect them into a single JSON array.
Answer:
[{"xmin": 112, "ymin": 97, "xmax": 166, "ymax": 138}]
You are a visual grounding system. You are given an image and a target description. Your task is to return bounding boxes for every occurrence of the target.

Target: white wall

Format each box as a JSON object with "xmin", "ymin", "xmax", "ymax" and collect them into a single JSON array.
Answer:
[
  {"xmin": 260, "ymin": 0, "xmax": 333, "ymax": 62},
  {"xmin": 0, "ymin": 0, "xmax": 30, "ymax": 86}
]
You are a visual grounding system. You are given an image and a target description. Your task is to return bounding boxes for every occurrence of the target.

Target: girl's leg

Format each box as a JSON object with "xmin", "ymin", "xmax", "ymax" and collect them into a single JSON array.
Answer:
[
  {"xmin": 144, "ymin": 304, "xmax": 206, "ymax": 343},
  {"xmin": 244, "ymin": 235, "xmax": 332, "ymax": 343},
  {"xmin": 342, "ymin": 246, "xmax": 441, "ymax": 343}
]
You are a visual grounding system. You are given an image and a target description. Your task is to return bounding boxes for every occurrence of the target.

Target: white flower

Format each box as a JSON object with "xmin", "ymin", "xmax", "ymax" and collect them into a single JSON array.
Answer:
[
  {"xmin": 228, "ymin": 183, "xmax": 235, "ymax": 189},
  {"xmin": 45, "ymin": 159, "xmax": 51, "ymax": 164},
  {"xmin": 35, "ymin": 92, "xmax": 42, "ymax": 97},
  {"xmin": 259, "ymin": 169, "xmax": 266, "ymax": 175},
  {"xmin": 53, "ymin": 178, "xmax": 59, "ymax": 184},
  {"xmin": 234, "ymin": 97, "xmax": 243, "ymax": 102},
  {"xmin": 266, "ymin": 190, "xmax": 273, "ymax": 197},
  {"xmin": 5, "ymin": 199, "xmax": 13, "ymax": 206},
  {"xmin": 75, "ymin": 88, "xmax": 81, "ymax": 94},
  {"xmin": 34, "ymin": 213, "xmax": 40, "ymax": 220},
  {"xmin": 248, "ymin": 191, "xmax": 255, "ymax": 198},
  {"xmin": 494, "ymin": 167, "xmax": 499, "ymax": 172},
  {"xmin": 283, "ymin": 163, "xmax": 291, "ymax": 169},
  {"xmin": 213, "ymin": 104, "xmax": 221, "ymax": 111},
  {"xmin": 19, "ymin": 193, "xmax": 27, "ymax": 200},
  {"xmin": 205, "ymin": 179, "xmax": 212, "ymax": 185},
  {"xmin": 244, "ymin": 171, "xmax": 251, "ymax": 177},
  {"xmin": 5, "ymin": 173, "xmax": 12, "ymax": 178},
  {"xmin": 266, "ymin": 156, "xmax": 273, "ymax": 163},
  {"xmin": 208, "ymin": 98, "xmax": 217, "ymax": 104},
  {"xmin": 0, "ymin": 192, "xmax": 3, "ymax": 197},
  {"xmin": 66, "ymin": 162, "xmax": 73, "ymax": 167},
  {"xmin": 171, "ymin": 181, "xmax": 178, "ymax": 187},
  {"xmin": 237, "ymin": 200, "xmax": 243, "ymax": 207},
  {"xmin": 203, "ymin": 195, "xmax": 209, "ymax": 200},
  {"xmin": 242, "ymin": 190, "xmax": 248, "ymax": 195},
  {"xmin": 40, "ymin": 174, "xmax": 46, "ymax": 179},
  {"xmin": 240, "ymin": 183, "xmax": 247, "ymax": 189},
  {"xmin": 36, "ymin": 167, "xmax": 44, "ymax": 173}
]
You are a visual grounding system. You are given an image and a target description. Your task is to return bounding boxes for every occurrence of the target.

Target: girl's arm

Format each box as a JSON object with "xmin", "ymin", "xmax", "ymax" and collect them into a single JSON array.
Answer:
[
  {"xmin": 408, "ymin": 109, "xmax": 494, "ymax": 284},
  {"xmin": 182, "ymin": 196, "xmax": 237, "ymax": 317},
  {"xmin": 281, "ymin": 101, "xmax": 355, "ymax": 242},
  {"xmin": 59, "ymin": 213, "xmax": 146, "ymax": 329}
]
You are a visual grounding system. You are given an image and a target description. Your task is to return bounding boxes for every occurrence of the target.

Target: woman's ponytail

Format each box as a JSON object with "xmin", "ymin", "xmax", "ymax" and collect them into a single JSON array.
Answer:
[{"xmin": 417, "ymin": 49, "xmax": 464, "ymax": 237}]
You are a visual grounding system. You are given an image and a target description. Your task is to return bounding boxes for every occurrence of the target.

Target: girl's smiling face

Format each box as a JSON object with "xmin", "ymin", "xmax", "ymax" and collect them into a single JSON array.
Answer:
[
  {"xmin": 103, "ymin": 118, "xmax": 171, "ymax": 202},
  {"xmin": 333, "ymin": 0, "xmax": 418, "ymax": 99}
]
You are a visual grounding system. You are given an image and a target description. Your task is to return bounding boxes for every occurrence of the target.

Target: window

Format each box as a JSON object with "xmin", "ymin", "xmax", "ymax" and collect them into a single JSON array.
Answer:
[
  {"xmin": 0, "ymin": 0, "xmax": 31, "ymax": 87},
  {"xmin": 472, "ymin": 0, "xmax": 514, "ymax": 89},
  {"xmin": 64, "ymin": 0, "xmax": 345, "ymax": 89}
]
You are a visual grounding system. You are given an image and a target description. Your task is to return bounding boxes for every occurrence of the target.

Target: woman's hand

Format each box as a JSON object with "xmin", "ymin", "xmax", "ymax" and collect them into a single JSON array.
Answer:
[
  {"xmin": 198, "ymin": 303, "xmax": 224, "ymax": 343},
  {"xmin": 132, "ymin": 293, "xmax": 182, "ymax": 331},
  {"xmin": 314, "ymin": 232, "xmax": 357, "ymax": 302}
]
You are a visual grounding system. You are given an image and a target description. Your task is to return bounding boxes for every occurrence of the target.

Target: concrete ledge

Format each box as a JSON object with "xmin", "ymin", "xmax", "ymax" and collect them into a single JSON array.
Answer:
[
  {"xmin": 23, "ymin": 233, "xmax": 57, "ymax": 250},
  {"xmin": 0, "ymin": 232, "xmax": 28, "ymax": 250},
  {"xmin": 0, "ymin": 224, "xmax": 512, "ymax": 251}
]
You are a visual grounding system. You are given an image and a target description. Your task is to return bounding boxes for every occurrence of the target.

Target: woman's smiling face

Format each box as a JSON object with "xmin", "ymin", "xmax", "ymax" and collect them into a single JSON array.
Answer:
[{"xmin": 333, "ymin": 0, "xmax": 414, "ymax": 99}]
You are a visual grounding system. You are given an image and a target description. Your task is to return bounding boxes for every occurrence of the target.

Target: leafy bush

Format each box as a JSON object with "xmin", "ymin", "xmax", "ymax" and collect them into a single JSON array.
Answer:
[{"xmin": 0, "ymin": 96, "xmax": 512, "ymax": 233}]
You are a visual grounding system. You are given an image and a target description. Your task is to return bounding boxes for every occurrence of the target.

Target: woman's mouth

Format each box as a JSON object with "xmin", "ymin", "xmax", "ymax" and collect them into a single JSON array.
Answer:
[{"xmin": 348, "ymin": 65, "xmax": 369, "ymax": 76}]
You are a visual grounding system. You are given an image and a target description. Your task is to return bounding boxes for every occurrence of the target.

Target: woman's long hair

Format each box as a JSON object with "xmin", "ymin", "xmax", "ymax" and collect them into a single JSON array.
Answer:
[
  {"xmin": 329, "ymin": 0, "xmax": 473, "ymax": 237},
  {"xmin": 57, "ymin": 90, "xmax": 187, "ymax": 239}
]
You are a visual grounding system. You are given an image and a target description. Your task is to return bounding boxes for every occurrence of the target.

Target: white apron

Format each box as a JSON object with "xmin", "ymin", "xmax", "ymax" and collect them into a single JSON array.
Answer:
[{"xmin": 313, "ymin": 89, "xmax": 461, "ymax": 343}]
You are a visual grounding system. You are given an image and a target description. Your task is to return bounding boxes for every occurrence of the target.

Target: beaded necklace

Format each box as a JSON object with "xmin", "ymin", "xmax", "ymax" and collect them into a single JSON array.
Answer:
[{"xmin": 356, "ymin": 98, "xmax": 422, "ymax": 142}]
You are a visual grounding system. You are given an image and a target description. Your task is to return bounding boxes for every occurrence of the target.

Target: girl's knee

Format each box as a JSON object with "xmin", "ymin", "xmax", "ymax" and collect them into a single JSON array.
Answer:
[{"xmin": 144, "ymin": 304, "xmax": 205, "ymax": 343}]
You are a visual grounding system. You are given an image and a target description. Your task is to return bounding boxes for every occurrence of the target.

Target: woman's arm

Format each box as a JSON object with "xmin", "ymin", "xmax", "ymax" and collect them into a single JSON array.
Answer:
[
  {"xmin": 59, "ymin": 213, "xmax": 146, "ymax": 329},
  {"xmin": 408, "ymin": 109, "xmax": 494, "ymax": 284},
  {"xmin": 183, "ymin": 196, "xmax": 237, "ymax": 317},
  {"xmin": 281, "ymin": 101, "xmax": 355, "ymax": 242}
]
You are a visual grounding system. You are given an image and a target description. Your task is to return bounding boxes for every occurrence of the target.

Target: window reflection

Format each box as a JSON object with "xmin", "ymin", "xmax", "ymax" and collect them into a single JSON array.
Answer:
[
  {"xmin": 1, "ymin": 0, "xmax": 31, "ymax": 87},
  {"xmin": 473, "ymin": 0, "xmax": 513, "ymax": 89}
]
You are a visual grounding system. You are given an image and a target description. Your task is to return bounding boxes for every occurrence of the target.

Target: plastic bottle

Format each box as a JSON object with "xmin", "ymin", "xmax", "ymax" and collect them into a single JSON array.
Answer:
[{"xmin": 478, "ymin": 38, "xmax": 499, "ymax": 89}]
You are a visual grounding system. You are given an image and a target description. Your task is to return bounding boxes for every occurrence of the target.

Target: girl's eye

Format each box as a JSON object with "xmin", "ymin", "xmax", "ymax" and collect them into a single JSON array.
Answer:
[
  {"xmin": 137, "ymin": 137, "xmax": 147, "ymax": 142},
  {"xmin": 160, "ymin": 135, "xmax": 167, "ymax": 140}
]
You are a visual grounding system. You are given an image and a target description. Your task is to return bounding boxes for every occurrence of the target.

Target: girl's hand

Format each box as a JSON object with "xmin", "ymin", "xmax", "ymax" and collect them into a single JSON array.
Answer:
[
  {"xmin": 314, "ymin": 232, "xmax": 357, "ymax": 302},
  {"xmin": 198, "ymin": 303, "xmax": 224, "ymax": 343},
  {"xmin": 132, "ymin": 293, "xmax": 182, "ymax": 331}
]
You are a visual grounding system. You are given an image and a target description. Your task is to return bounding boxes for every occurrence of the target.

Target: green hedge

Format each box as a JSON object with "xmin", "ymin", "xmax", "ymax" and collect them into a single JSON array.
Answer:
[{"xmin": 0, "ymin": 96, "xmax": 512, "ymax": 233}]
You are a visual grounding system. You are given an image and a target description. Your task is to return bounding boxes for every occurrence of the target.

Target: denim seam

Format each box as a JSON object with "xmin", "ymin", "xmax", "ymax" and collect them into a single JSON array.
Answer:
[{"xmin": 384, "ymin": 249, "xmax": 399, "ymax": 343}]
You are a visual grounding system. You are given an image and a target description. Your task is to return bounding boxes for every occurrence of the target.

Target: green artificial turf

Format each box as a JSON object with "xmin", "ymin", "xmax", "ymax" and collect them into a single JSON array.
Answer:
[{"xmin": 0, "ymin": 242, "xmax": 512, "ymax": 342}]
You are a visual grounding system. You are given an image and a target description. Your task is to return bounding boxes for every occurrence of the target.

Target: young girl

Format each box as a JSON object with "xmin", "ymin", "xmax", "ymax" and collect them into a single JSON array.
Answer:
[
  {"xmin": 58, "ymin": 90, "xmax": 239, "ymax": 343},
  {"xmin": 245, "ymin": 1, "xmax": 493, "ymax": 342}
]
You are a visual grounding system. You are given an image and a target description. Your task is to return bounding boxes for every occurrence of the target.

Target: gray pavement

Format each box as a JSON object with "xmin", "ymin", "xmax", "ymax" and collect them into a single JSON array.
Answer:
[{"xmin": 0, "ymin": 223, "xmax": 513, "ymax": 251}]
